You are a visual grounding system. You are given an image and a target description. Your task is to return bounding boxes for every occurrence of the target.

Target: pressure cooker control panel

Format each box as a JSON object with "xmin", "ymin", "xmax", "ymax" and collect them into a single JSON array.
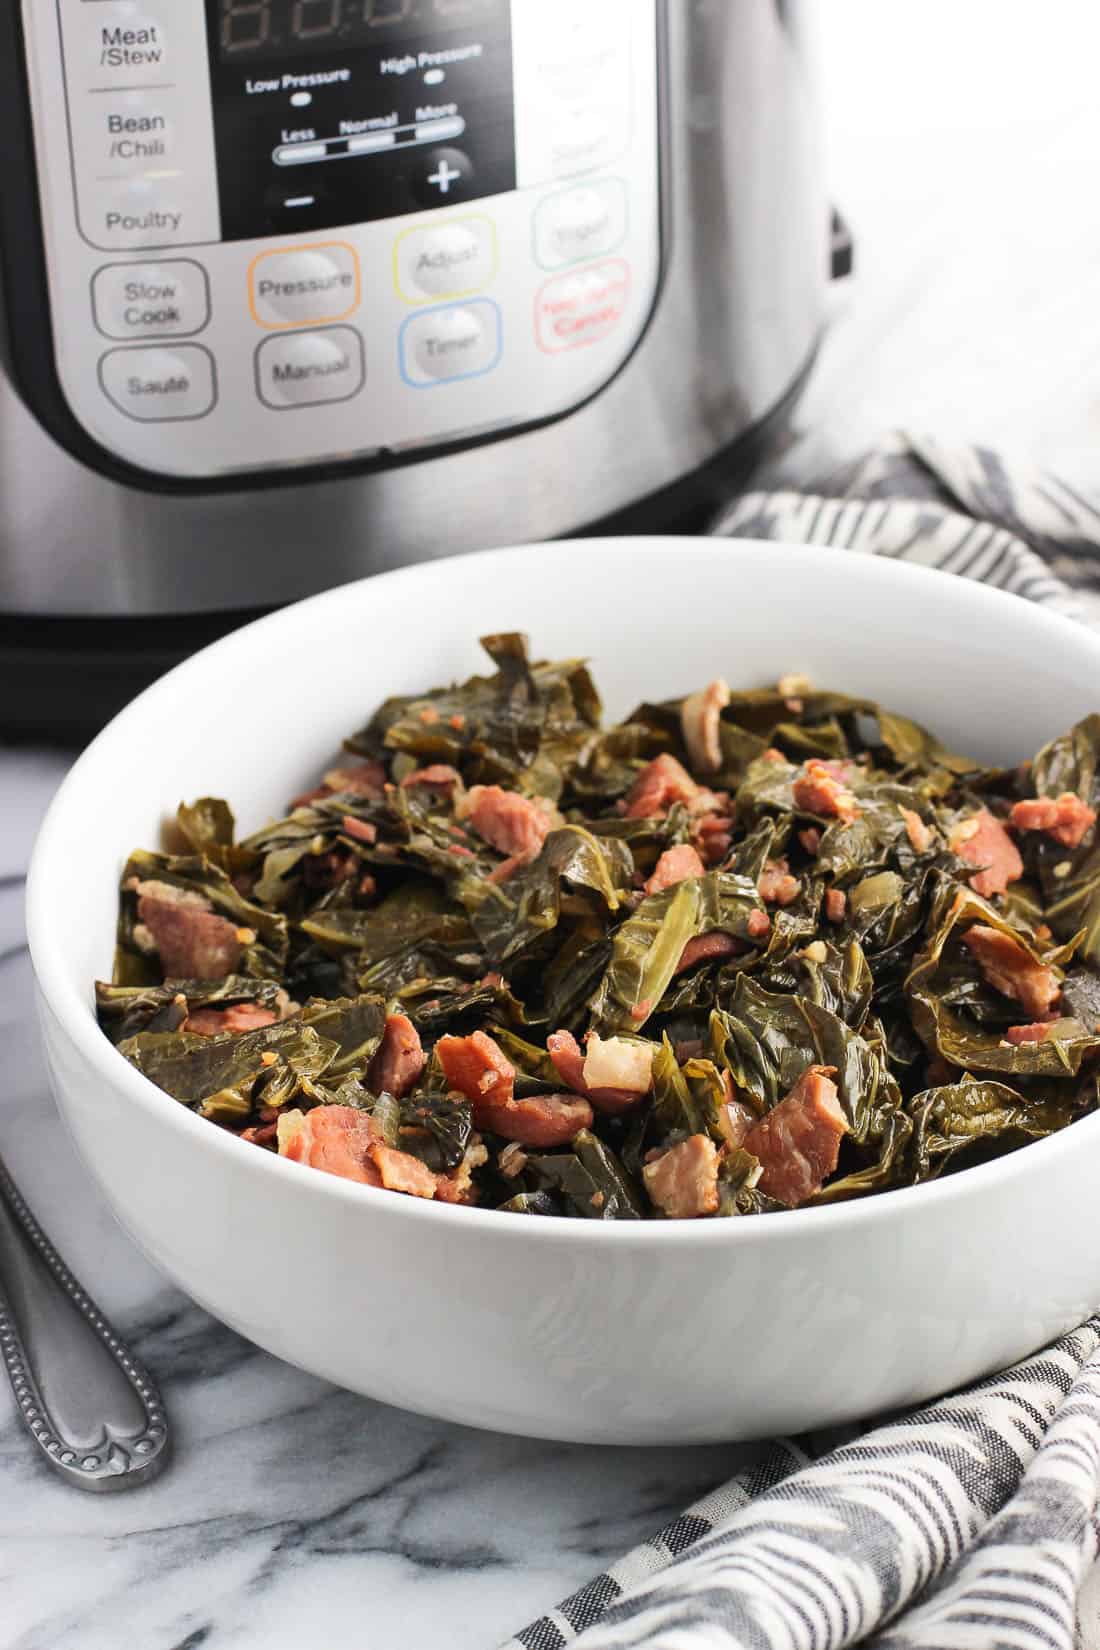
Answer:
[{"xmin": 21, "ymin": 0, "xmax": 660, "ymax": 480}]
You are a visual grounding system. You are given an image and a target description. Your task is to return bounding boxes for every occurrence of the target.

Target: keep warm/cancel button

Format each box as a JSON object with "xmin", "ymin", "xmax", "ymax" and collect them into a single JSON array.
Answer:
[
  {"xmin": 98, "ymin": 344, "xmax": 216, "ymax": 421},
  {"xmin": 255, "ymin": 326, "xmax": 365, "ymax": 409}
]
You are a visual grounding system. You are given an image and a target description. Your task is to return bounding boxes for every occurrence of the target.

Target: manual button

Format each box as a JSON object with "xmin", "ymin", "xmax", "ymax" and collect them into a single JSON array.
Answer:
[
  {"xmin": 255, "ymin": 326, "xmax": 365, "ymax": 409},
  {"xmin": 98, "ymin": 344, "xmax": 216, "ymax": 421},
  {"xmin": 93, "ymin": 260, "xmax": 210, "ymax": 340}
]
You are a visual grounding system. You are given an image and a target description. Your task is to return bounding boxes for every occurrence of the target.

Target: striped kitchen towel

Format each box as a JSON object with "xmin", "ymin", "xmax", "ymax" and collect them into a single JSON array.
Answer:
[{"xmin": 501, "ymin": 436, "xmax": 1100, "ymax": 1650}]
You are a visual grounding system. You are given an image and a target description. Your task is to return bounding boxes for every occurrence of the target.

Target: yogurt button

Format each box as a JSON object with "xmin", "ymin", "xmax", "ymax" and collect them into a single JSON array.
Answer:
[
  {"xmin": 400, "ymin": 301, "xmax": 501, "ymax": 385},
  {"xmin": 98, "ymin": 345, "xmax": 215, "ymax": 421},
  {"xmin": 255, "ymin": 327, "xmax": 365, "ymax": 408},
  {"xmin": 534, "ymin": 179, "xmax": 626, "ymax": 268}
]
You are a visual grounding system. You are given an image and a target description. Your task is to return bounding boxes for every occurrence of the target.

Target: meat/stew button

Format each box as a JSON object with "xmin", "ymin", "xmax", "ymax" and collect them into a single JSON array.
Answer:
[
  {"xmin": 535, "ymin": 259, "xmax": 630, "ymax": 353},
  {"xmin": 255, "ymin": 326, "xmax": 365, "ymax": 409}
]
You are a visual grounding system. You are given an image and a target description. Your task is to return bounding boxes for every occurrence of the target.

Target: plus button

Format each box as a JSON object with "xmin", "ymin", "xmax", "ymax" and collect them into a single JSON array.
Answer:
[{"xmin": 428, "ymin": 159, "xmax": 462, "ymax": 194}]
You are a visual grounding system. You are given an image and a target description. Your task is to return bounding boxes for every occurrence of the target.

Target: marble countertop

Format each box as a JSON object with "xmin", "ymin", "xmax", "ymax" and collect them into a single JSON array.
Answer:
[{"xmin": 10, "ymin": 2, "xmax": 1100, "ymax": 1642}]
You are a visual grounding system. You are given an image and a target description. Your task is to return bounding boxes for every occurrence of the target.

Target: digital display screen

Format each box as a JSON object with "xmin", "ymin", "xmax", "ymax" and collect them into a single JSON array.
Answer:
[
  {"xmin": 218, "ymin": 0, "xmax": 498, "ymax": 62},
  {"xmin": 204, "ymin": 0, "xmax": 516, "ymax": 241}
]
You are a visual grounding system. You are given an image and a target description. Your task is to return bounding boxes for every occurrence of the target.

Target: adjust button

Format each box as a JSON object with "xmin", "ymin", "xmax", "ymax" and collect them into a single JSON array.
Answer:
[
  {"xmin": 92, "ymin": 259, "xmax": 210, "ymax": 340},
  {"xmin": 98, "ymin": 344, "xmax": 216, "ymax": 421},
  {"xmin": 399, "ymin": 300, "xmax": 501, "ymax": 386},
  {"xmin": 394, "ymin": 216, "xmax": 497, "ymax": 302},
  {"xmin": 249, "ymin": 243, "xmax": 360, "ymax": 329},
  {"xmin": 255, "ymin": 326, "xmax": 365, "ymax": 409}
]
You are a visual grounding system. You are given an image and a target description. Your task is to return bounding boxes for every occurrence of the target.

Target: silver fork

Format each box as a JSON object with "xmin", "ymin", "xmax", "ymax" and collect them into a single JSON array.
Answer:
[{"xmin": 0, "ymin": 1149, "xmax": 170, "ymax": 1490}]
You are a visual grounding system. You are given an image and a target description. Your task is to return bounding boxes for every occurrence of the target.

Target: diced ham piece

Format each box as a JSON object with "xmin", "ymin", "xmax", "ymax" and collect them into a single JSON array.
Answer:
[
  {"xmin": 717, "ymin": 1099, "xmax": 756, "ymax": 1149},
  {"xmin": 623, "ymin": 753, "xmax": 723, "ymax": 820},
  {"xmin": 825, "ymin": 888, "xmax": 847, "ymax": 924},
  {"xmin": 457, "ymin": 785, "xmax": 556, "ymax": 862},
  {"xmin": 645, "ymin": 843, "xmax": 706, "ymax": 895},
  {"xmin": 184, "ymin": 1003, "xmax": 278, "ymax": 1037},
  {"xmin": 399, "ymin": 764, "xmax": 463, "ymax": 791},
  {"xmin": 474, "ymin": 1091, "xmax": 593, "ymax": 1146},
  {"xmin": 582, "ymin": 1034, "xmax": 653, "ymax": 1096},
  {"xmin": 643, "ymin": 1135, "xmax": 719, "ymax": 1219},
  {"xmin": 798, "ymin": 828, "xmax": 822, "ymax": 856},
  {"xmin": 437, "ymin": 1030, "xmax": 515, "ymax": 1110},
  {"xmin": 276, "ymin": 1107, "xmax": 382, "ymax": 1187},
  {"xmin": 1005, "ymin": 1022, "xmax": 1055, "ymax": 1045},
  {"xmin": 547, "ymin": 1029, "xmax": 647, "ymax": 1115},
  {"xmin": 949, "ymin": 808, "xmax": 1023, "ymax": 899},
  {"xmin": 747, "ymin": 909, "xmax": 771, "ymax": 940},
  {"xmin": 322, "ymin": 760, "xmax": 388, "ymax": 798},
  {"xmin": 900, "ymin": 806, "xmax": 933, "ymax": 854},
  {"xmin": 758, "ymin": 858, "xmax": 801, "ymax": 907},
  {"xmin": 1009, "ymin": 793, "xmax": 1097, "ymax": 850},
  {"xmin": 340, "ymin": 815, "xmax": 377, "ymax": 844},
  {"xmin": 367, "ymin": 1013, "xmax": 426, "ymax": 1099},
  {"xmin": 743, "ymin": 1065, "xmax": 847, "ymax": 1208},
  {"xmin": 961, "ymin": 924, "xmax": 1061, "ymax": 1019},
  {"xmin": 435, "ymin": 1143, "xmax": 487, "ymax": 1205},
  {"xmin": 681, "ymin": 677, "xmax": 731, "ymax": 774},
  {"xmin": 792, "ymin": 761, "xmax": 861, "ymax": 823},
  {"xmin": 675, "ymin": 931, "xmax": 744, "ymax": 974},
  {"xmin": 694, "ymin": 812, "xmax": 735, "ymax": 866},
  {"xmin": 136, "ymin": 889, "xmax": 244, "ymax": 980},
  {"xmin": 368, "ymin": 1143, "xmax": 438, "ymax": 1199}
]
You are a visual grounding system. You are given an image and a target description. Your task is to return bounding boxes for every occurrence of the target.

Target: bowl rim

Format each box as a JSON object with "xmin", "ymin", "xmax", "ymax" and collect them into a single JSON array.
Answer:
[{"xmin": 27, "ymin": 534, "xmax": 1100, "ymax": 1247}]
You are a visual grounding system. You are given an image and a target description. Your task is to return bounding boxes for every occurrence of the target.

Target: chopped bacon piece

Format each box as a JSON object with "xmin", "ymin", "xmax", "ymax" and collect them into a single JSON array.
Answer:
[
  {"xmin": 1005, "ymin": 1021, "xmax": 1055, "ymax": 1045},
  {"xmin": 241, "ymin": 1120, "xmax": 278, "ymax": 1148},
  {"xmin": 675, "ymin": 931, "xmax": 744, "ymax": 974},
  {"xmin": 184, "ymin": 1003, "xmax": 278, "ymax": 1037},
  {"xmin": 276, "ymin": 1107, "xmax": 382, "ymax": 1187},
  {"xmin": 137, "ymin": 890, "xmax": 244, "ymax": 979},
  {"xmin": 340, "ymin": 815, "xmax": 377, "ymax": 844},
  {"xmin": 475, "ymin": 1091, "xmax": 593, "ymax": 1147},
  {"xmin": 623, "ymin": 753, "xmax": 723, "ymax": 820},
  {"xmin": 447, "ymin": 842, "xmax": 476, "ymax": 860},
  {"xmin": 744, "ymin": 1065, "xmax": 847, "ymax": 1208},
  {"xmin": 435, "ymin": 1142, "xmax": 488, "ymax": 1205},
  {"xmin": 717, "ymin": 1098, "xmax": 757, "ymax": 1148},
  {"xmin": 457, "ymin": 785, "xmax": 557, "ymax": 861},
  {"xmin": 487, "ymin": 853, "xmax": 525, "ymax": 884},
  {"xmin": 399, "ymin": 764, "xmax": 463, "ymax": 792},
  {"xmin": 746, "ymin": 909, "xmax": 771, "ymax": 940},
  {"xmin": 949, "ymin": 808, "xmax": 1023, "ymax": 899},
  {"xmin": 962, "ymin": 924, "xmax": 1061, "ymax": 1019},
  {"xmin": 436, "ymin": 1030, "xmax": 515, "ymax": 1114},
  {"xmin": 900, "ymin": 806, "xmax": 933, "ymax": 854},
  {"xmin": 643, "ymin": 1135, "xmax": 719, "ymax": 1219},
  {"xmin": 1009, "ymin": 793, "xmax": 1097, "ymax": 850},
  {"xmin": 547, "ymin": 1029, "xmax": 646, "ymax": 1114},
  {"xmin": 758, "ymin": 858, "xmax": 801, "ymax": 906},
  {"xmin": 824, "ymin": 888, "xmax": 847, "ymax": 924},
  {"xmin": 681, "ymin": 677, "xmax": 730, "ymax": 774},
  {"xmin": 368, "ymin": 1143, "xmax": 438, "ymax": 1199},
  {"xmin": 792, "ymin": 761, "xmax": 861, "ymax": 822},
  {"xmin": 322, "ymin": 760, "xmax": 388, "ymax": 798},
  {"xmin": 644, "ymin": 843, "xmax": 706, "ymax": 895},
  {"xmin": 798, "ymin": 827, "xmax": 822, "ymax": 856},
  {"xmin": 367, "ymin": 1013, "xmax": 426, "ymax": 1099}
]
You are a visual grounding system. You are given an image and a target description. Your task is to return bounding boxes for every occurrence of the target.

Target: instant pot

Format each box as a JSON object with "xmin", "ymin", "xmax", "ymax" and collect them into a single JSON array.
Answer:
[{"xmin": 0, "ymin": 0, "xmax": 834, "ymax": 734}]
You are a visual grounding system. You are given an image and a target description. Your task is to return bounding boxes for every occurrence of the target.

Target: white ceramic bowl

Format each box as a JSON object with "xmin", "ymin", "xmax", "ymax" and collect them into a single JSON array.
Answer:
[{"xmin": 27, "ymin": 540, "xmax": 1100, "ymax": 1444}]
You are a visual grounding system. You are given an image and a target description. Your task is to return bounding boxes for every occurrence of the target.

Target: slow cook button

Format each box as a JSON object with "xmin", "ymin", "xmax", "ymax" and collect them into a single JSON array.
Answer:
[
  {"xmin": 394, "ymin": 216, "xmax": 497, "ymax": 302},
  {"xmin": 255, "ymin": 326, "xmax": 365, "ymax": 408},
  {"xmin": 98, "ymin": 344, "xmax": 216, "ymax": 421},
  {"xmin": 399, "ymin": 300, "xmax": 501, "ymax": 386},
  {"xmin": 535, "ymin": 259, "xmax": 630, "ymax": 352},
  {"xmin": 92, "ymin": 259, "xmax": 210, "ymax": 340},
  {"xmin": 534, "ymin": 179, "xmax": 627, "ymax": 269},
  {"xmin": 249, "ymin": 243, "xmax": 360, "ymax": 328}
]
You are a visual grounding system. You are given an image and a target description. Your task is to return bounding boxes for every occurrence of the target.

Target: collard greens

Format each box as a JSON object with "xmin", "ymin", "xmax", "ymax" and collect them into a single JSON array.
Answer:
[{"xmin": 97, "ymin": 637, "xmax": 1100, "ymax": 1219}]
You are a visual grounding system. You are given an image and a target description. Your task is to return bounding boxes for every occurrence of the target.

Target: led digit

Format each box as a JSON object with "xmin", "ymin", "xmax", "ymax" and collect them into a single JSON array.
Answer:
[
  {"xmin": 291, "ymin": 0, "xmax": 344, "ymax": 40},
  {"xmin": 221, "ymin": 0, "xmax": 273, "ymax": 52}
]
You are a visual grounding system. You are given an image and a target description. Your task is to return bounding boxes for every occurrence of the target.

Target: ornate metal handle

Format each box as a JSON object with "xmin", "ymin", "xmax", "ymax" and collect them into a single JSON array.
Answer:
[{"xmin": 0, "ymin": 1150, "xmax": 170, "ymax": 1491}]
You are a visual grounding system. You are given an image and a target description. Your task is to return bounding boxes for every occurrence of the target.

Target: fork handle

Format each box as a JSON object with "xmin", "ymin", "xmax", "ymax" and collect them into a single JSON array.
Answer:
[{"xmin": 0, "ymin": 1150, "xmax": 170, "ymax": 1491}]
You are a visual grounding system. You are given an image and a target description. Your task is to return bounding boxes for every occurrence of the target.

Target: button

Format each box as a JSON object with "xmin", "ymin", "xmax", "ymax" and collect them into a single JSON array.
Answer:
[
  {"xmin": 412, "ymin": 147, "xmax": 475, "ymax": 206},
  {"xmin": 249, "ymin": 243, "xmax": 360, "ymax": 329},
  {"xmin": 535, "ymin": 260, "xmax": 630, "ymax": 353},
  {"xmin": 534, "ymin": 179, "xmax": 627, "ymax": 269},
  {"xmin": 399, "ymin": 300, "xmax": 501, "ymax": 386},
  {"xmin": 255, "ymin": 327, "xmax": 365, "ymax": 409},
  {"xmin": 87, "ymin": 175, "xmax": 188, "ymax": 249},
  {"xmin": 82, "ymin": 9, "xmax": 168, "ymax": 84},
  {"xmin": 92, "ymin": 259, "xmax": 210, "ymax": 340},
  {"xmin": 550, "ymin": 108, "xmax": 616, "ymax": 177},
  {"xmin": 98, "ymin": 93, "xmax": 173, "ymax": 172},
  {"xmin": 98, "ymin": 345, "xmax": 216, "ymax": 421},
  {"xmin": 394, "ymin": 216, "xmax": 497, "ymax": 302}
]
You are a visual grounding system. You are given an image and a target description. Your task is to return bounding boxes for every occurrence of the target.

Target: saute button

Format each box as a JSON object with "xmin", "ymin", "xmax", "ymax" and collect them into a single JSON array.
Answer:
[
  {"xmin": 399, "ymin": 300, "xmax": 501, "ymax": 386},
  {"xmin": 92, "ymin": 259, "xmax": 210, "ymax": 339},
  {"xmin": 534, "ymin": 179, "xmax": 626, "ymax": 269},
  {"xmin": 535, "ymin": 259, "xmax": 630, "ymax": 352},
  {"xmin": 395, "ymin": 217, "xmax": 497, "ymax": 301},
  {"xmin": 249, "ymin": 244, "xmax": 360, "ymax": 328},
  {"xmin": 255, "ymin": 326, "xmax": 365, "ymax": 408},
  {"xmin": 98, "ymin": 344, "xmax": 216, "ymax": 421}
]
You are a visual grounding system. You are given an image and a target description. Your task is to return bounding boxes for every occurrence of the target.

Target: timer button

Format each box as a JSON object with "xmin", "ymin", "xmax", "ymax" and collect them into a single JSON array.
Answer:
[
  {"xmin": 255, "ymin": 327, "xmax": 365, "ymax": 409},
  {"xmin": 394, "ymin": 217, "xmax": 497, "ymax": 302},
  {"xmin": 92, "ymin": 259, "xmax": 210, "ymax": 340},
  {"xmin": 399, "ymin": 300, "xmax": 501, "ymax": 386},
  {"xmin": 411, "ymin": 148, "xmax": 475, "ymax": 206},
  {"xmin": 98, "ymin": 344, "xmax": 216, "ymax": 421},
  {"xmin": 534, "ymin": 179, "xmax": 627, "ymax": 270},
  {"xmin": 249, "ymin": 243, "xmax": 361, "ymax": 329}
]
